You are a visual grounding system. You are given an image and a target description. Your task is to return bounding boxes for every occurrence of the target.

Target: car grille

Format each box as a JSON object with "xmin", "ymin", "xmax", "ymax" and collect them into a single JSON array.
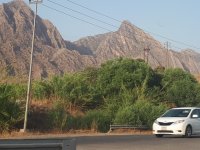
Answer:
[
  {"xmin": 158, "ymin": 122, "xmax": 173, "ymax": 126},
  {"xmin": 157, "ymin": 130, "xmax": 173, "ymax": 133}
]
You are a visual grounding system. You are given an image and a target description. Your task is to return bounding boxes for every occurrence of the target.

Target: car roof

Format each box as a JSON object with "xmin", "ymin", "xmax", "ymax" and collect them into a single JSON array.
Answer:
[{"xmin": 171, "ymin": 107, "xmax": 200, "ymax": 110}]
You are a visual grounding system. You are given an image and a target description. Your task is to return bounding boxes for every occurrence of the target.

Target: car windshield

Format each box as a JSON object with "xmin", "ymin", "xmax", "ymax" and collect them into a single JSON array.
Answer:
[{"xmin": 162, "ymin": 109, "xmax": 191, "ymax": 117}]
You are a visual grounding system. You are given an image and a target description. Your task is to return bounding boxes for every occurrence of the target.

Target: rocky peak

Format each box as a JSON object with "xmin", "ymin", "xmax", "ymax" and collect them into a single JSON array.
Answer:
[
  {"xmin": 1, "ymin": 1, "xmax": 200, "ymax": 79},
  {"xmin": 119, "ymin": 20, "xmax": 137, "ymax": 31},
  {"xmin": 2, "ymin": 0, "xmax": 66, "ymax": 49},
  {"xmin": 0, "ymin": 1, "xmax": 96, "ymax": 79},
  {"xmin": 118, "ymin": 20, "xmax": 144, "ymax": 37},
  {"xmin": 117, "ymin": 20, "xmax": 159, "ymax": 48},
  {"xmin": 3, "ymin": 0, "xmax": 27, "ymax": 9},
  {"xmin": 74, "ymin": 20, "xmax": 200, "ymax": 74},
  {"xmin": 118, "ymin": 20, "xmax": 137, "ymax": 37}
]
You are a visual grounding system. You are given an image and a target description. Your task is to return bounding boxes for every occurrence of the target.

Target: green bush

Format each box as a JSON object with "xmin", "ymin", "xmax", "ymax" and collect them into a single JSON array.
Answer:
[
  {"xmin": 114, "ymin": 106, "xmax": 137, "ymax": 125},
  {"xmin": 162, "ymin": 68, "xmax": 200, "ymax": 106},
  {"xmin": 49, "ymin": 101, "xmax": 111, "ymax": 132},
  {"xmin": 114, "ymin": 100, "xmax": 168, "ymax": 128},
  {"xmin": 49, "ymin": 100, "xmax": 68, "ymax": 131},
  {"xmin": 81, "ymin": 110, "xmax": 111, "ymax": 132},
  {"xmin": 33, "ymin": 80, "xmax": 52, "ymax": 100},
  {"xmin": 2, "ymin": 58, "xmax": 200, "ymax": 133},
  {"xmin": 96, "ymin": 58, "xmax": 153, "ymax": 98},
  {"xmin": 12, "ymin": 84, "xmax": 26, "ymax": 100},
  {"xmin": 0, "ymin": 84, "xmax": 22, "ymax": 132}
]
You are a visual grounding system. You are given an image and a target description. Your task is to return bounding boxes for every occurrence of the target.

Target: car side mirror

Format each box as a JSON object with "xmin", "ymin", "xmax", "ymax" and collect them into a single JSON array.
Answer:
[{"xmin": 192, "ymin": 114, "xmax": 199, "ymax": 118}]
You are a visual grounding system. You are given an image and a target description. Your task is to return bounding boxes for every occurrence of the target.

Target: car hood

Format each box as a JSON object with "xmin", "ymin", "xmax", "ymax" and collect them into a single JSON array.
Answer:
[{"xmin": 156, "ymin": 117, "xmax": 186, "ymax": 123}]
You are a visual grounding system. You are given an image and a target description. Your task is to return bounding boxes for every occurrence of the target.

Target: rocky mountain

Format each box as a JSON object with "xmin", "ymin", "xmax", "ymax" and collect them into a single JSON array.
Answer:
[
  {"xmin": 1, "ymin": 0, "xmax": 200, "ymax": 80},
  {"xmin": 74, "ymin": 21, "xmax": 200, "ymax": 74},
  {"xmin": 0, "ymin": 0, "xmax": 96, "ymax": 79}
]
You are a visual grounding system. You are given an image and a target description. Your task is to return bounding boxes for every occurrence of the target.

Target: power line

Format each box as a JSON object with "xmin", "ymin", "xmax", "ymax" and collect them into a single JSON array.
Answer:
[
  {"xmin": 41, "ymin": 4, "xmax": 169, "ymax": 48},
  {"xmin": 43, "ymin": 2, "xmax": 167, "ymax": 48},
  {"xmin": 46, "ymin": 0, "xmax": 152, "ymax": 42},
  {"xmin": 47, "ymin": 0, "xmax": 117, "ymax": 29},
  {"xmin": 41, "ymin": 3, "xmax": 199, "ymax": 71},
  {"xmin": 45, "ymin": 0, "xmax": 200, "ymax": 51},
  {"xmin": 42, "ymin": 4, "xmax": 141, "ymax": 42},
  {"xmin": 43, "ymin": 2, "xmax": 185, "ymax": 71},
  {"xmin": 42, "ymin": 2, "xmax": 199, "ymax": 56},
  {"xmin": 42, "ymin": 4, "xmax": 112, "ymax": 33},
  {"xmin": 43, "ymin": 2, "xmax": 187, "ymax": 59},
  {"xmin": 64, "ymin": 0, "xmax": 200, "ymax": 51},
  {"xmin": 65, "ymin": 0, "xmax": 120, "ymax": 23}
]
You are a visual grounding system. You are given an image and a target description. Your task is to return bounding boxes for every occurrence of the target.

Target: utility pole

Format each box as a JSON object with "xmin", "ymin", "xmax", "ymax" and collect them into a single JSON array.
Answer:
[
  {"xmin": 164, "ymin": 41, "xmax": 170, "ymax": 69},
  {"xmin": 144, "ymin": 47, "xmax": 150, "ymax": 64},
  {"xmin": 22, "ymin": 0, "xmax": 42, "ymax": 133}
]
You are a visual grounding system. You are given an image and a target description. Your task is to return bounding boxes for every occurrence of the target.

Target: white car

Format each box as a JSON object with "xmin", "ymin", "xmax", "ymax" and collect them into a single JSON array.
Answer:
[{"xmin": 153, "ymin": 107, "xmax": 200, "ymax": 137}]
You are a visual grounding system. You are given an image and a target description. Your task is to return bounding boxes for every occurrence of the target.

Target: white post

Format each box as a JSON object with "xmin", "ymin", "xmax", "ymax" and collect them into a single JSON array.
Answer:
[{"xmin": 22, "ymin": 0, "xmax": 42, "ymax": 133}]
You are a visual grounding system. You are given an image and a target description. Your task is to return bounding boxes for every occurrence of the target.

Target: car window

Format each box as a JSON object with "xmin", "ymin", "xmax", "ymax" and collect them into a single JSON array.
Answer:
[
  {"xmin": 162, "ymin": 109, "xmax": 191, "ymax": 117},
  {"xmin": 191, "ymin": 109, "xmax": 200, "ymax": 118},
  {"xmin": 198, "ymin": 109, "xmax": 200, "ymax": 117}
]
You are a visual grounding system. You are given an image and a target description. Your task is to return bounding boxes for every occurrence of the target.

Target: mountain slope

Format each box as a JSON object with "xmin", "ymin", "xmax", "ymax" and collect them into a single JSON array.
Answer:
[
  {"xmin": 0, "ymin": 0, "xmax": 96, "ymax": 79},
  {"xmin": 1, "ymin": 1, "xmax": 200, "ymax": 80},
  {"xmin": 74, "ymin": 21, "xmax": 200, "ymax": 74}
]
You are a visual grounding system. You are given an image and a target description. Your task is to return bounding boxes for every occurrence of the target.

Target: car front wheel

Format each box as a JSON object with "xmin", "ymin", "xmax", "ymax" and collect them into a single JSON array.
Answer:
[{"xmin": 184, "ymin": 125, "xmax": 192, "ymax": 138}]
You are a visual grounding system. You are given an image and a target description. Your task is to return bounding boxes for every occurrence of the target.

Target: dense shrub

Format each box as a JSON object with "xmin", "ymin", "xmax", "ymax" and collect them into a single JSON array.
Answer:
[
  {"xmin": 49, "ymin": 100, "xmax": 111, "ymax": 132},
  {"xmin": 81, "ymin": 110, "xmax": 111, "ymax": 132},
  {"xmin": 161, "ymin": 68, "xmax": 200, "ymax": 106},
  {"xmin": 49, "ymin": 100, "xmax": 68, "ymax": 131},
  {"xmin": 114, "ymin": 100, "xmax": 168, "ymax": 127},
  {"xmin": 0, "ymin": 84, "xmax": 22, "ymax": 132},
  {"xmin": 33, "ymin": 80, "xmax": 52, "ymax": 100},
  {"xmin": 1, "ymin": 58, "xmax": 200, "ymax": 133}
]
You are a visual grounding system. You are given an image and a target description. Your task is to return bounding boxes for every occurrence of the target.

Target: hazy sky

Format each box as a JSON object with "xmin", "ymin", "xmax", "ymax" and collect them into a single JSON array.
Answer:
[{"xmin": 1, "ymin": 0, "xmax": 200, "ymax": 52}]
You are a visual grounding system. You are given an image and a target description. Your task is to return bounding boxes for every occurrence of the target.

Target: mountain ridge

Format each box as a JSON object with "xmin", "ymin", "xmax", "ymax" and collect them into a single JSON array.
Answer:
[
  {"xmin": 1, "ymin": 0, "xmax": 200, "ymax": 80},
  {"xmin": 0, "ymin": 0, "xmax": 97, "ymax": 79}
]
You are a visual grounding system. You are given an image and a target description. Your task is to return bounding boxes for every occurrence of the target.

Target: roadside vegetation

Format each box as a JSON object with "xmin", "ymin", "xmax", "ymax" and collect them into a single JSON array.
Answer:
[{"xmin": 1, "ymin": 58, "xmax": 200, "ymax": 133}]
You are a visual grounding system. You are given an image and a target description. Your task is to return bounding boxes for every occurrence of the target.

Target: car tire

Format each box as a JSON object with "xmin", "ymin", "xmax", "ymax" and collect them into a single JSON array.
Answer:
[
  {"xmin": 155, "ymin": 134, "xmax": 163, "ymax": 138},
  {"xmin": 184, "ymin": 125, "xmax": 192, "ymax": 138}
]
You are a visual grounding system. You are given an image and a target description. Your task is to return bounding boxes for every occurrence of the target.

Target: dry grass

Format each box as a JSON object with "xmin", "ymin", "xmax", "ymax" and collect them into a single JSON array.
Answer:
[
  {"xmin": 0, "ymin": 130, "xmax": 99, "ymax": 139},
  {"xmin": 0, "ymin": 129, "xmax": 153, "ymax": 139},
  {"xmin": 31, "ymin": 99, "xmax": 53, "ymax": 110},
  {"xmin": 195, "ymin": 74, "xmax": 200, "ymax": 82}
]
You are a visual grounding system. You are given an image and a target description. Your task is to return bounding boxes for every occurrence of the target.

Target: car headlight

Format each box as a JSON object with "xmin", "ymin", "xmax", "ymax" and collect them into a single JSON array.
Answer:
[
  {"xmin": 173, "ymin": 120, "xmax": 185, "ymax": 124},
  {"xmin": 154, "ymin": 120, "xmax": 159, "ymax": 124}
]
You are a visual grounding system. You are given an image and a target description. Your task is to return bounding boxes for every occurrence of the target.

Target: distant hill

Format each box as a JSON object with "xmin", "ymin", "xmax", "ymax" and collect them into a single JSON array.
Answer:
[{"xmin": 1, "ymin": 0, "xmax": 200, "ymax": 79}]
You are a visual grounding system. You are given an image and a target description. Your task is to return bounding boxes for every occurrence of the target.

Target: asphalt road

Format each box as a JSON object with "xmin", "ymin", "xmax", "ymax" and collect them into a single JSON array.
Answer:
[
  {"xmin": 1, "ymin": 134, "xmax": 200, "ymax": 150},
  {"xmin": 76, "ymin": 135, "xmax": 200, "ymax": 150}
]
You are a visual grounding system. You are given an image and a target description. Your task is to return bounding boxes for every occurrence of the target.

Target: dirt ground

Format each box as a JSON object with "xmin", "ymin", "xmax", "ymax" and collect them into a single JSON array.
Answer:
[{"xmin": 0, "ymin": 129, "xmax": 152, "ymax": 139}]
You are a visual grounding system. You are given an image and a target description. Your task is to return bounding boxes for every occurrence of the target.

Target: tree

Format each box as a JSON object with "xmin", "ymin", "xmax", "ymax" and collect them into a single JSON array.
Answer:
[
  {"xmin": 161, "ymin": 68, "xmax": 199, "ymax": 106},
  {"xmin": 96, "ymin": 58, "xmax": 154, "ymax": 99}
]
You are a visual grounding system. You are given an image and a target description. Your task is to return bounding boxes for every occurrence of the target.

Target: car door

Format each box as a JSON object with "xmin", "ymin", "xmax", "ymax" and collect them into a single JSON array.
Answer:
[
  {"xmin": 190, "ymin": 109, "xmax": 200, "ymax": 134},
  {"xmin": 197, "ymin": 109, "xmax": 200, "ymax": 133}
]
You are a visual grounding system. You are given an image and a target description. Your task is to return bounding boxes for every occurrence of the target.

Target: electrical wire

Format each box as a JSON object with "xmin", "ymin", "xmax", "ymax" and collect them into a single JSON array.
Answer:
[
  {"xmin": 42, "ymin": 3, "xmax": 166, "ymax": 51},
  {"xmin": 65, "ymin": 0, "xmax": 121, "ymax": 23},
  {"xmin": 42, "ymin": 2, "xmax": 199, "ymax": 54},
  {"xmin": 46, "ymin": 0, "xmax": 154, "ymax": 43},
  {"xmin": 64, "ymin": 0, "xmax": 200, "ymax": 51},
  {"xmin": 43, "ymin": 1, "xmax": 168, "ymax": 50},
  {"xmin": 40, "ymin": 3, "xmax": 200, "ymax": 73},
  {"xmin": 42, "ymin": 4, "xmax": 112, "ymax": 33},
  {"xmin": 46, "ymin": 0, "xmax": 117, "ymax": 29}
]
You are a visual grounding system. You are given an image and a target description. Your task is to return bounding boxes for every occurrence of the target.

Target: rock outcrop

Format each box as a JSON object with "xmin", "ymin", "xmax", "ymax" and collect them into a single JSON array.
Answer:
[
  {"xmin": 1, "ymin": 1, "xmax": 200, "ymax": 80},
  {"xmin": 74, "ymin": 21, "xmax": 200, "ymax": 74},
  {"xmin": 0, "ymin": 0, "xmax": 96, "ymax": 79}
]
